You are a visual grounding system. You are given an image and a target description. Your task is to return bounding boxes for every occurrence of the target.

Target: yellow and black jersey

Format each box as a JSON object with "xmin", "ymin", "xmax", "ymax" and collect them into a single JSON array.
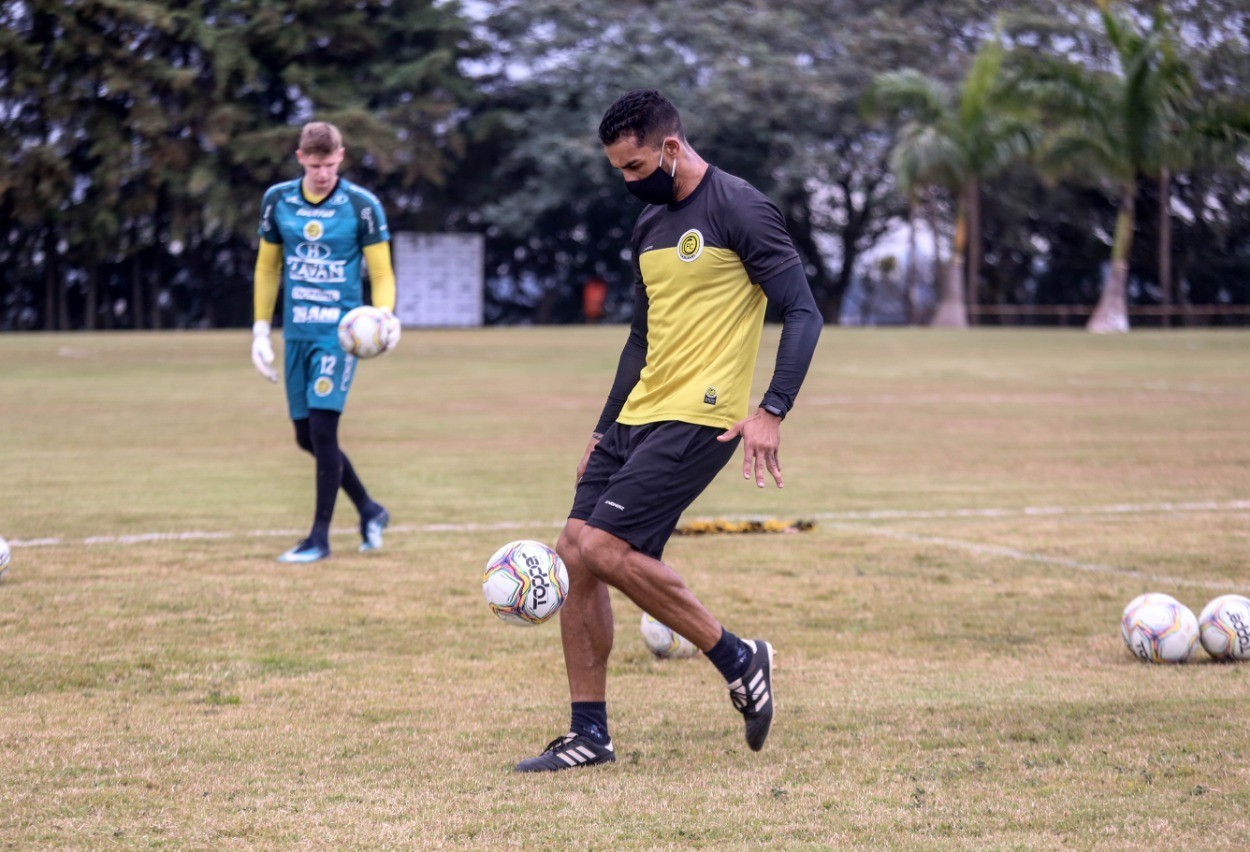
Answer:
[{"xmin": 617, "ymin": 167, "xmax": 803, "ymax": 430}]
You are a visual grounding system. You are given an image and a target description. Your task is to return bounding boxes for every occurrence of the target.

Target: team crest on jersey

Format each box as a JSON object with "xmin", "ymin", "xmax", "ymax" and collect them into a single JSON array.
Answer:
[
  {"xmin": 314, "ymin": 377, "xmax": 334, "ymax": 397},
  {"xmin": 678, "ymin": 229, "xmax": 704, "ymax": 263},
  {"xmin": 303, "ymin": 220, "xmax": 324, "ymax": 241},
  {"xmin": 704, "ymin": 386, "xmax": 718, "ymax": 405}
]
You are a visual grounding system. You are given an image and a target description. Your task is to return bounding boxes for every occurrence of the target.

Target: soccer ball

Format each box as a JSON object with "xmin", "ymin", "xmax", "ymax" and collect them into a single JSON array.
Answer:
[
  {"xmin": 1124, "ymin": 599, "xmax": 1200, "ymax": 663},
  {"xmin": 482, "ymin": 540, "xmax": 569, "ymax": 626},
  {"xmin": 1197, "ymin": 594, "xmax": 1250, "ymax": 661},
  {"xmin": 640, "ymin": 612, "xmax": 699, "ymax": 659},
  {"xmin": 0, "ymin": 536, "xmax": 9, "ymax": 581},
  {"xmin": 337, "ymin": 305, "xmax": 396, "ymax": 359},
  {"xmin": 1120, "ymin": 592, "xmax": 1180, "ymax": 647}
]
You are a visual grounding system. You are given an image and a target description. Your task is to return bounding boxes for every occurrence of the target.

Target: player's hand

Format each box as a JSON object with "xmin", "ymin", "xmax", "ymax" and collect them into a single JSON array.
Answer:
[
  {"xmin": 380, "ymin": 308, "xmax": 402, "ymax": 352},
  {"xmin": 718, "ymin": 408, "xmax": 783, "ymax": 489},
  {"xmin": 575, "ymin": 433, "xmax": 602, "ymax": 487},
  {"xmin": 251, "ymin": 320, "xmax": 278, "ymax": 383}
]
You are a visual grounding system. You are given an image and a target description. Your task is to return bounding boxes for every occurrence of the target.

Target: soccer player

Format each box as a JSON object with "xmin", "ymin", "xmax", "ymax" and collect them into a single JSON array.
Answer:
[
  {"xmin": 250, "ymin": 121, "xmax": 397, "ymax": 563},
  {"xmin": 515, "ymin": 89, "xmax": 823, "ymax": 772}
]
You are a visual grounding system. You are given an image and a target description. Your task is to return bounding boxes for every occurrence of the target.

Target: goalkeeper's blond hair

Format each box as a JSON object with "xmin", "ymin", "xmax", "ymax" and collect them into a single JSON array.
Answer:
[{"xmin": 299, "ymin": 121, "xmax": 343, "ymax": 156}]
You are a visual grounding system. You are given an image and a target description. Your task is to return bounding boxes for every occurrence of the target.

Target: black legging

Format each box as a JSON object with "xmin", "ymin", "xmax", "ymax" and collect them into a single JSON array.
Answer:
[{"xmin": 293, "ymin": 409, "xmax": 372, "ymax": 543}]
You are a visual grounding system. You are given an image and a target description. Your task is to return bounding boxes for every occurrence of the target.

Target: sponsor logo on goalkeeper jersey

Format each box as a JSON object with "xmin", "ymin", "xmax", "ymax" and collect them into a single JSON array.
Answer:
[
  {"xmin": 287, "ymin": 256, "xmax": 347, "ymax": 284},
  {"xmin": 291, "ymin": 286, "xmax": 342, "ymax": 303},
  {"xmin": 296, "ymin": 242, "xmax": 331, "ymax": 260},
  {"xmin": 296, "ymin": 207, "xmax": 336, "ymax": 218},
  {"xmin": 360, "ymin": 206, "xmax": 377, "ymax": 235},
  {"xmin": 292, "ymin": 305, "xmax": 342, "ymax": 324},
  {"xmin": 303, "ymin": 220, "xmax": 324, "ymax": 241}
]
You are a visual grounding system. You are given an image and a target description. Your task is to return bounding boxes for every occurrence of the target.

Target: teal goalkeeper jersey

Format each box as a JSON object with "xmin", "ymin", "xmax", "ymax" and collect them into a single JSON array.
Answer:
[{"xmin": 257, "ymin": 177, "xmax": 390, "ymax": 341}]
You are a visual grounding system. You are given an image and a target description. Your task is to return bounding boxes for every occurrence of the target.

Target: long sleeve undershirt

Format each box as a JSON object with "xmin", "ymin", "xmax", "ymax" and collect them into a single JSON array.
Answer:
[{"xmin": 253, "ymin": 240, "xmax": 281, "ymax": 324}]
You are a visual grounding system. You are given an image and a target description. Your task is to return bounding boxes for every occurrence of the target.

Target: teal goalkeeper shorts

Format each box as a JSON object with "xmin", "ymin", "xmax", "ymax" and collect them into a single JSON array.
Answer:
[{"xmin": 283, "ymin": 338, "xmax": 357, "ymax": 420}]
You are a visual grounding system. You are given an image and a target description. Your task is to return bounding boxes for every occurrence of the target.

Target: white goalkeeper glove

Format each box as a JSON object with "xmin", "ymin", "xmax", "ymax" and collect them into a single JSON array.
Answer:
[
  {"xmin": 380, "ymin": 309, "xmax": 402, "ymax": 353},
  {"xmin": 251, "ymin": 320, "xmax": 278, "ymax": 383}
]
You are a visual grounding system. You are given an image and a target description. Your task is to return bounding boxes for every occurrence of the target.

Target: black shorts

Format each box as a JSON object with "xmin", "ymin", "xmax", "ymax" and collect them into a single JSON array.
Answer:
[{"xmin": 570, "ymin": 421, "xmax": 740, "ymax": 560}]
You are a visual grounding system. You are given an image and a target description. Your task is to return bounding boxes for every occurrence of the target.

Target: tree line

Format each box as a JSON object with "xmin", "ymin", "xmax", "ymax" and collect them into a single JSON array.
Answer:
[{"xmin": 2, "ymin": 0, "xmax": 1248, "ymax": 332}]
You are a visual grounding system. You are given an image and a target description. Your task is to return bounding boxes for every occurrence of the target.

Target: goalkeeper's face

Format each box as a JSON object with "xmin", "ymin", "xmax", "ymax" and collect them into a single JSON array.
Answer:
[{"xmin": 297, "ymin": 147, "xmax": 345, "ymax": 196}]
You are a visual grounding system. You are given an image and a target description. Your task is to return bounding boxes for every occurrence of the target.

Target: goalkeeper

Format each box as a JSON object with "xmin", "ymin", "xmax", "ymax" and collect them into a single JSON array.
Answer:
[{"xmin": 250, "ymin": 121, "xmax": 398, "ymax": 563}]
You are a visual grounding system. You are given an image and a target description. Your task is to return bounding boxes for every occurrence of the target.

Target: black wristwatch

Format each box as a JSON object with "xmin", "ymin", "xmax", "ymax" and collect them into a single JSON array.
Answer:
[{"xmin": 760, "ymin": 402, "xmax": 786, "ymax": 419}]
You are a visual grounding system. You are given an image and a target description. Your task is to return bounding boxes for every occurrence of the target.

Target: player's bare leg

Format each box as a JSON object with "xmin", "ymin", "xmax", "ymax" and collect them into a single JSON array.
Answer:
[
  {"xmin": 556, "ymin": 519, "xmax": 614, "ymax": 702},
  {"xmin": 514, "ymin": 518, "xmax": 618, "ymax": 772},
  {"xmin": 577, "ymin": 526, "xmax": 720, "ymax": 648},
  {"xmin": 579, "ymin": 525, "xmax": 775, "ymax": 751}
]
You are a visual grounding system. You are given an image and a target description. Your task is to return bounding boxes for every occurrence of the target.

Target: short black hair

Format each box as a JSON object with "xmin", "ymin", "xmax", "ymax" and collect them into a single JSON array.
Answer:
[{"xmin": 598, "ymin": 89, "xmax": 685, "ymax": 147}]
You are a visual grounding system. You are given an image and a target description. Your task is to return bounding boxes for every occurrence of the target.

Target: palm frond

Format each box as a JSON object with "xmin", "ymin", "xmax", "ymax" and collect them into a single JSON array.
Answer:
[
  {"xmin": 977, "ymin": 117, "xmax": 1042, "ymax": 174},
  {"xmin": 1040, "ymin": 127, "xmax": 1129, "ymax": 185},
  {"xmin": 958, "ymin": 37, "xmax": 1006, "ymax": 130},
  {"xmin": 891, "ymin": 123, "xmax": 968, "ymax": 192},
  {"xmin": 862, "ymin": 70, "xmax": 950, "ymax": 124}
]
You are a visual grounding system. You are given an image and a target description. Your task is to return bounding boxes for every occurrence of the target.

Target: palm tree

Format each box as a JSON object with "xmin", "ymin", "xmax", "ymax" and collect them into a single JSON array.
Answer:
[
  {"xmin": 1023, "ymin": 2, "xmax": 1191, "ymax": 333},
  {"xmin": 1157, "ymin": 96, "xmax": 1250, "ymax": 325},
  {"xmin": 865, "ymin": 37, "xmax": 1037, "ymax": 327}
]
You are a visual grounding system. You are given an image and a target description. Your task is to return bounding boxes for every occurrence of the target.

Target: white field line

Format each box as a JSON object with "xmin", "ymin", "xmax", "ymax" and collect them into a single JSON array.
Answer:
[
  {"xmin": 7, "ymin": 501, "xmax": 1247, "ymax": 594},
  {"xmin": 7, "ymin": 520, "xmax": 562, "ymax": 550},
  {"xmin": 825, "ymin": 523, "xmax": 1241, "ymax": 593},
  {"xmin": 7, "ymin": 500, "xmax": 1247, "ymax": 551},
  {"xmin": 807, "ymin": 499, "xmax": 1250, "ymax": 522}
]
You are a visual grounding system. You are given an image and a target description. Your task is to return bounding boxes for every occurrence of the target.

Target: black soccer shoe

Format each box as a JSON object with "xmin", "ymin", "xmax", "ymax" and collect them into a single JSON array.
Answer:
[
  {"xmin": 514, "ymin": 733, "xmax": 616, "ymax": 773},
  {"xmin": 728, "ymin": 639, "xmax": 775, "ymax": 751}
]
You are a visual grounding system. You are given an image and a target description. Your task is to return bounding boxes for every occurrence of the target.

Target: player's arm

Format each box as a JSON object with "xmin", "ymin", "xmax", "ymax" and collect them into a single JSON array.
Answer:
[
  {"xmin": 362, "ymin": 240, "xmax": 401, "ymax": 352},
  {"xmin": 718, "ymin": 262, "xmax": 821, "ymax": 488},
  {"xmin": 716, "ymin": 187, "xmax": 823, "ymax": 487},
  {"xmin": 757, "ymin": 263, "xmax": 822, "ymax": 418},
  {"xmin": 363, "ymin": 241, "xmax": 396, "ymax": 311},
  {"xmin": 594, "ymin": 277, "xmax": 647, "ymax": 435},
  {"xmin": 251, "ymin": 239, "xmax": 282, "ymax": 382},
  {"xmin": 576, "ymin": 274, "xmax": 648, "ymax": 483}
]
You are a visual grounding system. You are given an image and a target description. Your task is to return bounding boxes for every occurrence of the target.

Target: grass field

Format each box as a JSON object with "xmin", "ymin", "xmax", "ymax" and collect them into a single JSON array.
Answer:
[{"xmin": 1, "ymin": 327, "xmax": 1248, "ymax": 848}]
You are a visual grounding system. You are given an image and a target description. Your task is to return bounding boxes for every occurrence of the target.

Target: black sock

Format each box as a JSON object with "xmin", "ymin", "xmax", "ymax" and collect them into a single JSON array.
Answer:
[
  {"xmin": 295, "ymin": 416, "xmax": 374, "ymax": 517},
  {"xmin": 570, "ymin": 701, "xmax": 610, "ymax": 745},
  {"xmin": 340, "ymin": 452, "xmax": 373, "ymax": 513},
  {"xmin": 308, "ymin": 410, "xmax": 343, "ymax": 548},
  {"xmin": 706, "ymin": 628, "xmax": 751, "ymax": 683}
]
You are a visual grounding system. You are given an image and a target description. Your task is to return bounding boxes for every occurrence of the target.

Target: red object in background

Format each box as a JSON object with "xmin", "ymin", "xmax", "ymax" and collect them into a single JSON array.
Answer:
[{"xmin": 583, "ymin": 277, "xmax": 607, "ymax": 323}]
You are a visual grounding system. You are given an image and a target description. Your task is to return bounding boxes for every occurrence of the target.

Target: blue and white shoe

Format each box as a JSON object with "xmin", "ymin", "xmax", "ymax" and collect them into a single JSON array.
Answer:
[
  {"xmin": 277, "ymin": 538, "xmax": 330, "ymax": 564},
  {"xmin": 359, "ymin": 507, "xmax": 390, "ymax": 553}
]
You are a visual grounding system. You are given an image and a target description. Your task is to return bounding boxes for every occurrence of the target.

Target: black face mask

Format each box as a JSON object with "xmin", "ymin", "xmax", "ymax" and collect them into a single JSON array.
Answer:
[{"xmin": 625, "ymin": 151, "xmax": 677, "ymax": 205}]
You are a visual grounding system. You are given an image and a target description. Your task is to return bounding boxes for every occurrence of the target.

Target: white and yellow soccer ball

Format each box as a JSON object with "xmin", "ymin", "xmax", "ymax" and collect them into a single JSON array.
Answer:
[
  {"xmin": 1124, "ymin": 598, "xmax": 1200, "ymax": 663},
  {"xmin": 482, "ymin": 540, "xmax": 569, "ymax": 626},
  {"xmin": 1120, "ymin": 592, "xmax": 1180, "ymax": 648},
  {"xmin": 337, "ymin": 305, "xmax": 399, "ymax": 359},
  {"xmin": 640, "ymin": 612, "xmax": 699, "ymax": 659},
  {"xmin": 0, "ymin": 535, "xmax": 9, "ymax": 581},
  {"xmin": 1197, "ymin": 594, "xmax": 1250, "ymax": 661}
]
